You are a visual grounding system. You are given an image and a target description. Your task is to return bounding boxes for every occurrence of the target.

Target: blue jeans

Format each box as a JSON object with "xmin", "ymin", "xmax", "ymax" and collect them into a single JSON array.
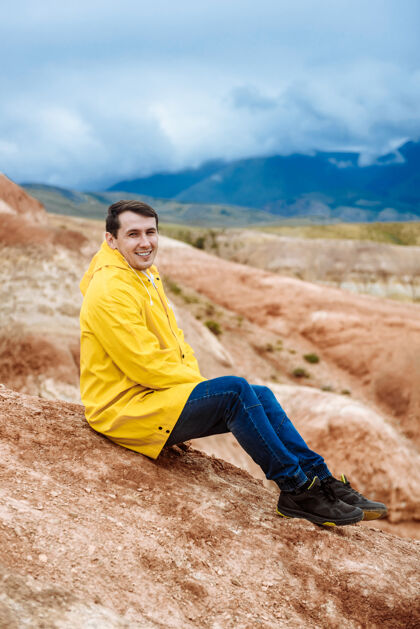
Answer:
[{"xmin": 166, "ymin": 376, "xmax": 330, "ymax": 491}]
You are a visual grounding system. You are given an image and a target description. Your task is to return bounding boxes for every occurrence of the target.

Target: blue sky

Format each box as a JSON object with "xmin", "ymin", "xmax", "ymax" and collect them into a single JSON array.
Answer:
[{"xmin": 1, "ymin": 1, "xmax": 419, "ymax": 189}]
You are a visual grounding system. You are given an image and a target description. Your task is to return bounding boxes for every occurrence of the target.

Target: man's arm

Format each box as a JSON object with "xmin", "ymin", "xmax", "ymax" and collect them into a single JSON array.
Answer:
[{"xmin": 86, "ymin": 286, "xmax": 204, "ymax": 389}]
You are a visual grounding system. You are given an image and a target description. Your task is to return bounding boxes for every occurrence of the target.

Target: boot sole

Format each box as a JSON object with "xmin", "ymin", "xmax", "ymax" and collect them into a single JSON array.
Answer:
[
  {"xmin": 276, "ymin": 507, "xmax": 363, "ymax": 527},
  {"xmin": 362, "ymin": 509, "xmax": 388, "ymax": 521}
]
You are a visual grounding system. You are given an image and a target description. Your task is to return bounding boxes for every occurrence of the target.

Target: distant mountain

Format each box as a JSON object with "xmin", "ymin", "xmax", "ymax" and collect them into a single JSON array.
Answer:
[
  {"xmin": 107, "ymin": 160, "xmax": 225, "ymax": 198},
  {"xmin": 21, "ymin": 185, "xmax": 279, "ymax": 228},
  {"xmin": 107, "ymin": 141, "xmax": 420, "ymax": 222},
  {"xmin": 21, "ymin": 141, "xmax": 420, "ymax": 225}
]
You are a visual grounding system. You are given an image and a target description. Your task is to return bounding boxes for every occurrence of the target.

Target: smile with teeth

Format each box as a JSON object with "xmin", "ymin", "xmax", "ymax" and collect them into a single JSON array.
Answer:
[{"xmin": 136, "ymin": 250, "xmax": 152, "ymax": 257}]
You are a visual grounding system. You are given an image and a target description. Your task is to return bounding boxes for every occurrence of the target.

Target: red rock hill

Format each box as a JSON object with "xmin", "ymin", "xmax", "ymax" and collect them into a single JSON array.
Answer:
[{"xmin": 1, "ymin": 386, "xmax": 419, "ymax": 628}]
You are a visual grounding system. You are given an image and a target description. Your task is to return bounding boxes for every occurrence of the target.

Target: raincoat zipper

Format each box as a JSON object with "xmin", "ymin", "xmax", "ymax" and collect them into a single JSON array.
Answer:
[{"xmin": 127, "ymin": 264, "xmax": 185, "ymax": 361}]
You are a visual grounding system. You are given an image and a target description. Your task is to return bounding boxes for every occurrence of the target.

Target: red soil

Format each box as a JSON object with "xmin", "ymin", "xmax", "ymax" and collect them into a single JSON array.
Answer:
[
  {"xmin": 0, "ymin": 328, "xmax": 80, "ymax": 392},
  {"xmin": 0, "ymin": 175, "xmax": 88, "ymax": 250},
  {"xmin": 0, "ymin": 386, "xmax": 419, "ymax": 628},
  {"xmin": 0, "ymin": 174, "xmax": 47, "ymax": 224}
]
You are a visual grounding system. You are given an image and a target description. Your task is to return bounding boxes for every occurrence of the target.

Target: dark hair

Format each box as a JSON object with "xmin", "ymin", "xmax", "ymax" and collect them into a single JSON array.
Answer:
[{"xmin": 106, "ymin": 200, "xmax": 159, "ymax": 237}]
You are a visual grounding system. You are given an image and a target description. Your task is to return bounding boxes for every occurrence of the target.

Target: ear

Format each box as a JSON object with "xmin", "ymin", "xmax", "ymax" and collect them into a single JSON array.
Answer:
[{"xmin": 105, "ymin": 231, "xmax": 118, "ymax": 249}]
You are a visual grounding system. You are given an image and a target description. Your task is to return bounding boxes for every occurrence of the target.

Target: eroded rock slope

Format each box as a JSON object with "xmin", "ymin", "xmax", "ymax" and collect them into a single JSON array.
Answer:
[
  {"xmin": 159, "ymin": 240, "xmax": 420, "ymax": 444},
  {"xmin": 1, "ymin": 387, "xmax": 419, "ymax": 629}
]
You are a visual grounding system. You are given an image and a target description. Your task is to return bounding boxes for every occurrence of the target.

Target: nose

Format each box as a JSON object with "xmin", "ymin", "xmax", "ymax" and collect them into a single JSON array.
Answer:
[{"xmin": 138, "ymin": 233, "xmax": 151, "ymax": 248}]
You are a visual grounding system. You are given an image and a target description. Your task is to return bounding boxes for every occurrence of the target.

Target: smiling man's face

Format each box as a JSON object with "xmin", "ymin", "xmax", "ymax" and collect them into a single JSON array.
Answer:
[{"xmin": 105, "ymin": 210, "xmax": 158, "ymax": 271}]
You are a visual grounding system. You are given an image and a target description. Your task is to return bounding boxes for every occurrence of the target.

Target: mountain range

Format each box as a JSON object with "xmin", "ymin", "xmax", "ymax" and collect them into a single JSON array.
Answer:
[
  {"xmin": 107, "ymin": 141, "xmax": 420, "ymax": 222},
  {"xmin": 20, "ymin": 140, "xmax": 420, "ymax": 225}
]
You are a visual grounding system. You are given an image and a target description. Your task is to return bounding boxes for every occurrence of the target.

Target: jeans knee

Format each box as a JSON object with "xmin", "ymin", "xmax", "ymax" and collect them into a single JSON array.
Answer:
[
  {"xmin": 253, "ymin": 384, "xmax": 276, "ymax": 403},
  {"xmin": 221, "ymin": 376, "xmax": 250, "ymax": 394}
]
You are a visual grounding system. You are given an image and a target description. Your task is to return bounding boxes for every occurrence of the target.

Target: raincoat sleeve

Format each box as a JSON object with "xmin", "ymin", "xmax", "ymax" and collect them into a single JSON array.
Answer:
[{"xmin": 86, "ymin": 286, "xmax": 204, "ymax": 390}]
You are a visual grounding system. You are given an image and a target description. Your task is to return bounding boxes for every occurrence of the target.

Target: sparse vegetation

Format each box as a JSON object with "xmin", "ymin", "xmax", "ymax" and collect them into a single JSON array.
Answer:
[
  {"xmin": 303, "ymin": 353, "xmax": 320, "ymax": 364},
  {"xmin": 24, "ymin": 185, "xmax": 278, "ymax": 229},
  {"xmin": 21, "ymin": 184, "xmax": 420, "ymax": 245},
  {"xmin": 341, "ymin": 389, "xmax": 351, "ymax": 395},
  {"xmin": 182, "ymin": 294, "xmax": 199, "ymax": 304},
  {"xmin": 204, "ymin": 320, "xmax": 222, "ymax": 336},
  {"xmin": 292, "ymin": 367, "xmax": 310, "ymax": 378},
  {"xmin": 165, "ymin": 279, "xmax": 182, "ymax": 295},
  {"xmin": 252, "ymin": 342, "xmax": 279, "ymax": 356},
  {"xmin": 321, "ymin": 385, "xmax": 334, "ymax": 392},
  {"xmin": 260, "ymin": 222, "xmax": 420, "ymax": 247},
  {"xmin": 205, "ymin": 304, "xmax": 216, "ymax": 316},
  {"xmin": 193, "ymin": 236, "xmax": 205, "ymax": 249},
  {"xmin": 163, "ymin": 276, "xmax": 206, "ymax": 307}
]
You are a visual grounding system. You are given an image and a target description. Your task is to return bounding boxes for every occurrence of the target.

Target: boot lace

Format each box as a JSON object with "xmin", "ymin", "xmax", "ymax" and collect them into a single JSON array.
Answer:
[
  {"xmin": 339, "ymin": 478, "xmax": 364, "ymax": 498},
  {"xmin": 326, "ymin": 476, "xmax": 364, "ymax": 499},
  {"xmin": 321, "ymin": 482, "xmax": 337, "ymax": 502}
]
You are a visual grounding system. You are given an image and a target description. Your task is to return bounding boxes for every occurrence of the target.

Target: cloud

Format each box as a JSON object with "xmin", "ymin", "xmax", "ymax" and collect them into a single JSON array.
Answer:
[
  {"xmin": 229, "ymin": 86, "xmax": 277, "ymax": 112},
  {"xmin": 0, "ymin": 85, "xmax": 176, "ymax": 189},
  {"xmin": 1, "ymin": 1, "xmax": 419, "ymax": 188}
]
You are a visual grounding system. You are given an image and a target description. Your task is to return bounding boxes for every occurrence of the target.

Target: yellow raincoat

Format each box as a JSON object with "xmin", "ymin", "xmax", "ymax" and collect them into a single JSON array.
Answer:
[{"xmin": 79, "ymin": 241, "xmax": 206, "ymax": 458}]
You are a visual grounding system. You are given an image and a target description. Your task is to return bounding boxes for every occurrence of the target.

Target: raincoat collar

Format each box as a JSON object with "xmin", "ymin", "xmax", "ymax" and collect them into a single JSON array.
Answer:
[{"xmin": 80, "ymin": 240, "xmax": 158, "ymax": 296}]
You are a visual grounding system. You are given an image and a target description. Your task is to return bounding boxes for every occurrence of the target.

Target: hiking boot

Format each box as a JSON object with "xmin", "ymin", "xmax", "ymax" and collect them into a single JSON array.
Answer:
[
  {"xmin": 277, "ymin": 476, "xmax": 364, "ymax": 527},
  {"xmin": 322, "ymin": 475, "xmax": 388, "ymax": 521}
]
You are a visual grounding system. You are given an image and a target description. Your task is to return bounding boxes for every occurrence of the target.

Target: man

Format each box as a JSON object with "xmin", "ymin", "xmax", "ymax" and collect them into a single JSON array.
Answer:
[{"xmin": 80, "ymin": 200, "xmax": 387, "ymax": 527}]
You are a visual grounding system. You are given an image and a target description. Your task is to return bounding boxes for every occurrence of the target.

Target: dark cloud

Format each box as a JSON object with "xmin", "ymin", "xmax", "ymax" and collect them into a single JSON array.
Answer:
[{"xmin": 1, "ymin": 1, "xmax": 419, "ymax": 188}]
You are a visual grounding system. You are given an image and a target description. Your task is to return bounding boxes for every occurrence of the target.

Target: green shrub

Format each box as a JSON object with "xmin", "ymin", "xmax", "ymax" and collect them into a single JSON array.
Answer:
[
  {"xmin": 205, "ymin": 304, "xmax": 215, "ymax": 316},
  {"xmin": 204, "ymin": 320, "xmax": 222, "ymax": 336},
  {"xmin": 292, "ymin": 367, "xmax": 310, "ymax": 378},
  {"xmin": 166, "ymin": 279, "xmax": 182, "ymax": 295},
  {"xmin": 182, "ymin": 294, "xmax": 199, "ymax": 304},
  {"xmin": 193, "ymin": 236, "xmax": 205, "ymax": 250},
  {"xmin": 303, "ymin": 353, "xmax": 320, "ymax": 364},
  {"xmin": 341, "ymin": 389, "xmax": 351, "ymax": 395}
]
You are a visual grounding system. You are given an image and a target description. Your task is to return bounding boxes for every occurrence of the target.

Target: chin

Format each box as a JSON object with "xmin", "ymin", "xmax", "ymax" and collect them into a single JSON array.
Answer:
[{"xmin": 131, "ymin": 257, "xmax": 155, "ymax": 270}]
